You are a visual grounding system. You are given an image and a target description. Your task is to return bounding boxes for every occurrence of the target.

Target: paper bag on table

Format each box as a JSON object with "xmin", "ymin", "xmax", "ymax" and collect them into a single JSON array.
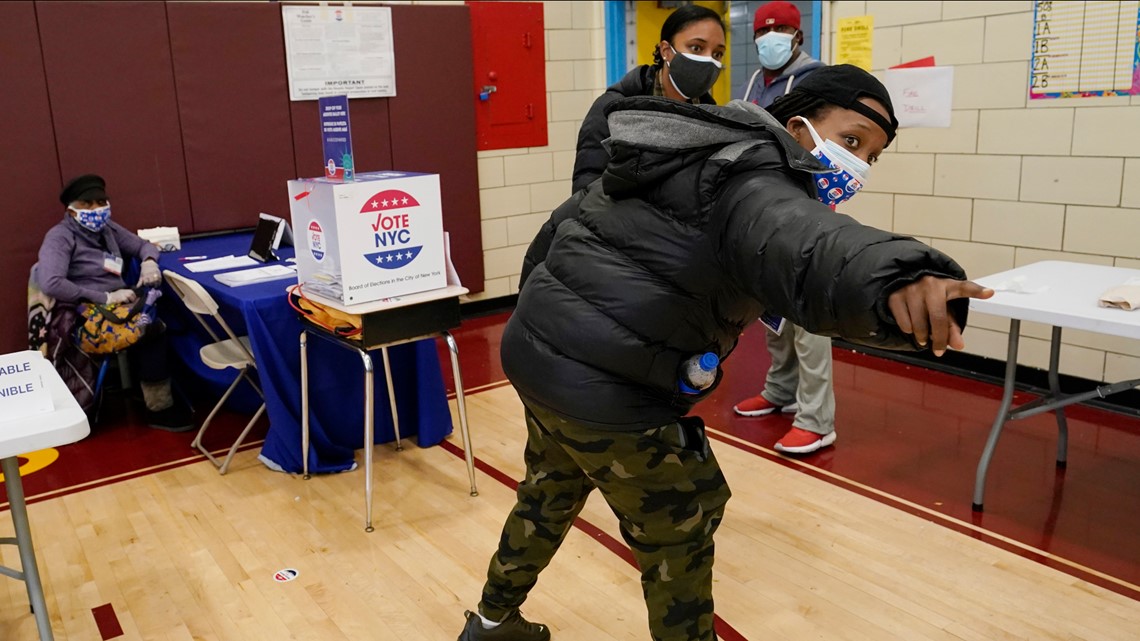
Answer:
[{"xmin": 1098, "ymin": 278, "xmax": 1140, "ymax": 311}]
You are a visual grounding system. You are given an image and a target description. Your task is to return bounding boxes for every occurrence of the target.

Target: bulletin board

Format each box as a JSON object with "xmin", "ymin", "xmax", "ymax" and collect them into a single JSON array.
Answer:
[{"xmin": 1030, "ymin": 0, "xmax": 1140, "ymax": 99}]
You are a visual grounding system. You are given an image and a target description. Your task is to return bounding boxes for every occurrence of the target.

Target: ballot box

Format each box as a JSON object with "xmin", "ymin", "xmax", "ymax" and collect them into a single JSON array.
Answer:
[{"xmin": 289, "ymin": 171, "xmax": 447, "ymax": 305}]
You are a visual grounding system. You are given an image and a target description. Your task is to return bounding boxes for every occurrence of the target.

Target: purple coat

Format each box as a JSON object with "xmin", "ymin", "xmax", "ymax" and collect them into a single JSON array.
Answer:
[{"xmin": 36, "ymin": 215, "xmax": 159, "ymax": 304}]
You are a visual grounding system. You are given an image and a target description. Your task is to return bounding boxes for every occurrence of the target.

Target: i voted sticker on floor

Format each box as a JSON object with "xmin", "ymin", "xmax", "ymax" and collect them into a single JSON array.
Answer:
[{"xmin": 273, "ymin": 568, "xmax": 299, "ymax": 583}]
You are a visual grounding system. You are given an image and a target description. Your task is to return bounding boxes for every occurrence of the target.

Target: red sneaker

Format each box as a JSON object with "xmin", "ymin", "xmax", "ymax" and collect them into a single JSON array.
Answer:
[
  {"xmin": 733, "ymin": 395, "xmax": 799, "ymax": 417},
  {"xmin": 774, "ymin": 427, "xmax": 836, "ymax": 455}
]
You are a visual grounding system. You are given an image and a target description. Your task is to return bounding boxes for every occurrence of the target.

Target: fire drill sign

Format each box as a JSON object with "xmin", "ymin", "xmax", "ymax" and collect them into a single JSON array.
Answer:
[{"xmin": 360, "ymin": 189, "xmax": 423, "ymax": 269}]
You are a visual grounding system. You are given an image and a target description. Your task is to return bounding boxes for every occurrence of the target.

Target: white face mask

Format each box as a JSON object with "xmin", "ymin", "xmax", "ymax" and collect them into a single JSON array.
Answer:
[
  {"xmin": 755, "ymin": 31, "xmax": 795, "ymax": 69},
  {"xmin": 796, "ymin": 117, "xmax": 870, "ymax": 207}
]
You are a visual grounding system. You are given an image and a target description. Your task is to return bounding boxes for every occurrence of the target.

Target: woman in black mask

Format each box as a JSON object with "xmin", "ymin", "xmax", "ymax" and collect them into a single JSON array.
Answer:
[{"xmin": 571, "ymin": 5, "xmax": 726, "ymax": 193}]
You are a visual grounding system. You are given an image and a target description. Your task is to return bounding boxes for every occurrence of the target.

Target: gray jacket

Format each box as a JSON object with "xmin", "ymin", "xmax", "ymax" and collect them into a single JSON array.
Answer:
[
  {"xmin": 36, "ymin": 215, "xmax": 158, "ymax": 304},
  {"xmin": 743, "ymin": 52, "xmax": 826, "ymax": 108}
]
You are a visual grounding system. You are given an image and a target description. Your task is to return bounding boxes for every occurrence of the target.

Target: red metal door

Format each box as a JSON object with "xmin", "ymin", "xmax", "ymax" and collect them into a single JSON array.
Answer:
[{"xmin": 468, "ymin": 2, "xmax": 547, "ymax": 150}]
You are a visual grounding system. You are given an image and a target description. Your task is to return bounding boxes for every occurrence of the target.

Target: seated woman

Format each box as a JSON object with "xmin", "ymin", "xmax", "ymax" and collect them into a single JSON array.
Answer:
[{"xmin": 36, "ymin": 174, "xmax": 193, "ymax": 431}]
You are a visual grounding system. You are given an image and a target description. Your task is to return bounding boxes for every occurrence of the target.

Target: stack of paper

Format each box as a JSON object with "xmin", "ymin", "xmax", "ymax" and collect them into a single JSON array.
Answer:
[
  {"xmin": 214, "ymin": 264, "xmax": 297, "ymax": 287},
  {"xmin": 138, "ymin": 226, "xmax": 181, "ymax": 251},
  {"xmin": 184, "ymin": 255, "xmax": 259, "ymax": 273}
]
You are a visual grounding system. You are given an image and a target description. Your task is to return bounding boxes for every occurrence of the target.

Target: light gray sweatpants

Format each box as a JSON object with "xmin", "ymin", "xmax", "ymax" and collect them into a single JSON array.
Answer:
[{"xmin": 761, "ymin": 323, "xmax": 835, "ymax": 435}]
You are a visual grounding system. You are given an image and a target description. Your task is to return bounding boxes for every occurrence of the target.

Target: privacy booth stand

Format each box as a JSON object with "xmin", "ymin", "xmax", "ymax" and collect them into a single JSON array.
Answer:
[{"xmin": 290, "ymin": 172, "xmax": 477, "ymax": 532}]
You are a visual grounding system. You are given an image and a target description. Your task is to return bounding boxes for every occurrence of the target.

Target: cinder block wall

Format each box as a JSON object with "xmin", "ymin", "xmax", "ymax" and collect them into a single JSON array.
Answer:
[
  {"xmin": 468, "ymin": 1, "xmax": 606, "ymax": 301},
  {"xmin": 831, "ymin": 0, "xmax": 1140, "ymax": 382}
]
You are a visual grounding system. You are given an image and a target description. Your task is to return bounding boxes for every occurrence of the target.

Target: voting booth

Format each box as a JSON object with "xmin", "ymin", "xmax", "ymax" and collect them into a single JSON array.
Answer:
[{"xmin": 289, "ymin": 172, "xmax": 447, "ymax": 305}]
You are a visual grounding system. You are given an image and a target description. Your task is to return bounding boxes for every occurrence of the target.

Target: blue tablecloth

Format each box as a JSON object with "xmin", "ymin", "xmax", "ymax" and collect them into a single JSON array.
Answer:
[{"xmin": 157, "ymin": 233, "xmax": 453, "ymax": 473}]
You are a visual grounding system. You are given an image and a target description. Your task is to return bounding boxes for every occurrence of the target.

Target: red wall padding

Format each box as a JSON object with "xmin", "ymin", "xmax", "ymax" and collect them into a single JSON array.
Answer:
[
  {"xmin": 167, "ymin": 2, "xmax": 296, "ymax": 232},
  {"xmin": 37, "ymin": 1, "xmax": 193, "ymax": 234},
  {"xmin": 290, "ymin": 97, "xmax": 394, "ymax": 179},
  {"xmin": 0, "ymin": 2, "xmax": 63, "ymax": 351},
  {"xmin": 388, "ymin": 5, "xmax": 484, "ymax": 293},
  {"xmin": 1, "ymin": 2, "xmax": 484, "ymax": 353}
]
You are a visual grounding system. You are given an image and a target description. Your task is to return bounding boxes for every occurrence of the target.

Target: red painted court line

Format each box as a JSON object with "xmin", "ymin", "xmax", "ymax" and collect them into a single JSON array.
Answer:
[
  {"xmin": 91, "ymin": 603, "xmax": 124, "ymax": 639},
  {"xmin": 0, "ymin": 440, "xmax": 265, "ymax": 514},
  {"xmin": 702, "ymin": 430, "xmax": 1140, "ymax": 603},
  {"xmin": 438, "ymin": 439, "xmax": 750, "ymax": 640}
]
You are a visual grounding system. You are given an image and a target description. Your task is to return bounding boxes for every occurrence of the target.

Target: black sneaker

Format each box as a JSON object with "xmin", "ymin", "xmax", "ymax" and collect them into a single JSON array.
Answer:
[
  {"xmin": 457, "ymin": 609, "xmax": 550, "ymax": 641},
  {"xmin": 146, "ymin": 404, "xmax": 195, "ymax": 432}
]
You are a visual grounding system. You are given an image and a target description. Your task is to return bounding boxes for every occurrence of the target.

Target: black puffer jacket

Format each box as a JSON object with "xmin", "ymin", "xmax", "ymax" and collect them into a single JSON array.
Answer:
[
  {"xmin": 507, "ymin": 96, "xmax": 968, "ymax": 431},
  {"xmin": 572, "ymin": 65, "xmax": 714, "ymax": 193}
]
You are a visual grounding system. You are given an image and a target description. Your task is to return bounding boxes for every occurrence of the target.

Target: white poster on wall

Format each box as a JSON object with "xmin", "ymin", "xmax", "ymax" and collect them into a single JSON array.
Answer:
[
  {"xmin": 282, "ymin": 5, "xmax": 396, "ymax": 101},
  {"xmin": 883, "ymin": 66, "xmax": 954, "ymax": 128}
]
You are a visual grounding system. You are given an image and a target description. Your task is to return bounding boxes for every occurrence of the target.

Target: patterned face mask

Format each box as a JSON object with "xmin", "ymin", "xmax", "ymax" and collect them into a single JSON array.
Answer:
[
  {"xmin": 796, "ymin": 117, "xmax": 870, "ymax": 207},
  {"xmin": 72, "ymin": 203, "xmax": 112, "ymax": 232}
]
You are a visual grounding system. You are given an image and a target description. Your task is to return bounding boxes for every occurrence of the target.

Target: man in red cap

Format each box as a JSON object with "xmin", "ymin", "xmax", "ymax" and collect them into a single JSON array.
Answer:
[
  {"xmin": 744, "ymin": 1, "xmax": 825, "ymax": 108},
  {"xmin": 736, "ymin": 1, "xmax": 836, "ymax": 455}
]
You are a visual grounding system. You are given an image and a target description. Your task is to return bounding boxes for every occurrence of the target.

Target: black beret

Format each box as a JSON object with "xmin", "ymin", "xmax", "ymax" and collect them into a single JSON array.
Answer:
[
  {"xmin": 794, "ymin": 64, "xmax": 899, "ymax": 144},
  {"xmin": 60, "ymin": 174, "xmax": 108, "ymax": 206}
]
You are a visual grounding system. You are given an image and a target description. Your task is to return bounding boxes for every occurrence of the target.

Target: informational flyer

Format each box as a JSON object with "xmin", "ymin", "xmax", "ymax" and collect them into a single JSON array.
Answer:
[
  {"xmin": 319, "ymin": 95, "xmax": 354, "ymax": 181},
  {"xmin": 1030, "ymin": 0, "xmax": 1140, "ymax": 99},
  {"xmin": 282, "ymin": 5, "xmax": 396, "ymax": 101},
  {"xmin": 835, "ymin": 16, "xmax": 874, "ymax": 71},
  {"xmin": 884, "ymin": 66, "xmax": 954, "ymax": 128}
]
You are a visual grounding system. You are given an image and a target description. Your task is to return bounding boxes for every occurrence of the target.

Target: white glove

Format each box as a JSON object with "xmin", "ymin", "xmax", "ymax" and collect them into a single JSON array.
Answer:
[
  {"xmin": 105, "ymin": 289, "xmax": 137, "ymax": 306},
  {"xmin": 137, "ymin": 260, "xmax": 162, "ymax": 287}
]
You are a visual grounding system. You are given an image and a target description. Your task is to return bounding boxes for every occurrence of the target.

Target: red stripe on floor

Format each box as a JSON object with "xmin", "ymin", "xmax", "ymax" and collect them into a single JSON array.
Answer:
[
  {"xmin": 439, "ymin": 440, "xmax": 750, "ymax": 640},
  {"xmin": 92, "ymin": 603, "xmax": 124, "ymax": 639},
  {"xmin": 703, "ymin": 430, "xmax": 1140, "ymax": 602}
]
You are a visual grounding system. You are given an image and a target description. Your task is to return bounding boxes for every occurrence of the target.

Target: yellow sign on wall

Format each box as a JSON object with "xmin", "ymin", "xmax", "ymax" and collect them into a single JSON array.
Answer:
[{"xmin": 836, "ymin": 16, "xmax": 874, "ymax": 71}]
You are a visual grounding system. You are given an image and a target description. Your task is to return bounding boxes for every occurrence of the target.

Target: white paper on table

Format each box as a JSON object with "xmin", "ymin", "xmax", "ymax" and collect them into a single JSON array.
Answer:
[
  {"xmin": 0, "ymin": 351, "xmax": 54, "ymax": 423},
  {"xmin": 213, "ymin": 264, "xmax": 297, "ymax": 287},
  {"xmin": 990, "ymin": 275, "xmax": 1049, "ymax": 295},
  {"xmin": 444, "ymin": 231, "xmax": 462, "ymax": 287},
  {"xmin": 184, "ymin": 255, "xmax": 259, "ymax": 273},
  {"xmin": 883, "ymin": 66, "xmax": 954, "ymax": 128}
]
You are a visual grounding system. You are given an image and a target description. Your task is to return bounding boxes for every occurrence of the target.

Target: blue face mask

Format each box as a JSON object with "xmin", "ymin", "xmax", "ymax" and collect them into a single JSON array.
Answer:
[
  {"xmin": 72, "ymin": 204, "xmax": 112, "ymax": 232},
  {"xmin": 797, "ymin": 117, "xmax": 870, "ymax": 207},
  {"xmin": 755, "ymin": 31, "xmax": 795, "ymax": 70}
]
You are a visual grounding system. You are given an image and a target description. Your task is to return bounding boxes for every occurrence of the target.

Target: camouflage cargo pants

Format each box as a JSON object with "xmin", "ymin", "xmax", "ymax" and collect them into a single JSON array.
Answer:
[{"xmin": 478, "ymin": 396, "xmax": 731, "ymax": 641}]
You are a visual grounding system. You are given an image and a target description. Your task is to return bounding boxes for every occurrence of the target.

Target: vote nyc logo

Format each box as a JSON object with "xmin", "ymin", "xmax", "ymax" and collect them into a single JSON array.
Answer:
[{"xmin": 359, "ymin": 189, "xmax": 423, "ymax": 269}]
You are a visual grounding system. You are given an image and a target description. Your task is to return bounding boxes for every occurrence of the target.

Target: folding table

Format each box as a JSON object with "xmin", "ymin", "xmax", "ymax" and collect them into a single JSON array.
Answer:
[
  {"xmin": 970, "ymin": 261, "xmax": 1140, "ymax": 511},
  {"xmin": 0, "ymin": 358, "xmax": 90, "ymax": 640}
]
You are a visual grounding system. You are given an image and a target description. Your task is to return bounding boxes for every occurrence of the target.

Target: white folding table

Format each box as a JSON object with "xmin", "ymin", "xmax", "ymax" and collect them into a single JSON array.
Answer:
[
  {"xmin": 969, "ymin": 260, "xmax": 1140, "ymax": 511},
  {"xmin": 0, "ymin": 360, "xmax": 90, "ymax": 640}
]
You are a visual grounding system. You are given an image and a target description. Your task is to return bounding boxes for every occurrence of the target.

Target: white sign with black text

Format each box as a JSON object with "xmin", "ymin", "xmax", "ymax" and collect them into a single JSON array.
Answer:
[
  {"xmin": 0, "ymin": 351, "xmax": 55, "ymax": 424},
  {"xmin": 883, "ymin": 66, "xmax": 954, "ymax": 128},
  {"xmin": 282, "ymin": 5, "xmax": 396, "ymax": 101}
]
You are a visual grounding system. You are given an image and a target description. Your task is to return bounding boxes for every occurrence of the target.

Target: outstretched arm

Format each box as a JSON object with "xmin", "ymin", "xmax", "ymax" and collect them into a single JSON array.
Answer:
[
  {"xmin": 888, "ymin": 276, "xmax": 994, "ymax": 355},
  {"xmin": 718, "ymin": 172, "xmax": 989, "ymax": 352}
]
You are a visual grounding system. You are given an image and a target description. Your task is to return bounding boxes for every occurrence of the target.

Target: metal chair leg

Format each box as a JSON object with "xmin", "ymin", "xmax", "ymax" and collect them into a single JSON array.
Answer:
[
  {"xmin": 301, "ymin": 330, "xmax": 311, "ymax": 479},
  {"xmin": 193, "ymin": 368, "xmax": 264, "ymax": 474},
  {"xmin": 444, "ymin": 331, "xmax": 478, "ymax": 496}
]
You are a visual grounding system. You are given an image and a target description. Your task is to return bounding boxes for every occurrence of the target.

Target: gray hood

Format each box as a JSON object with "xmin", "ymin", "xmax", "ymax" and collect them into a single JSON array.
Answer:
[
  {"xmin": 605, "ymin": 97, "xmax": 826, "ymax": 172},
  {"xmin": 596, "ymin": 96, "xmax": 828, "ymax": 223}
]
